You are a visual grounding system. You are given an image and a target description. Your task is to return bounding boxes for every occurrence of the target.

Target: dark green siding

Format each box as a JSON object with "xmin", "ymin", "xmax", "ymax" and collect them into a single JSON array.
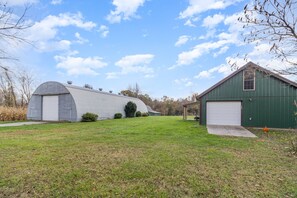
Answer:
[{"xmin": 200, "ymin": 70, "xmax": 297, "ymax": 128}]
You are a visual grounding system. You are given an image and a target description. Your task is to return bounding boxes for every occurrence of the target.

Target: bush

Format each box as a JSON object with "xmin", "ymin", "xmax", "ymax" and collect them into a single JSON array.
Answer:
[
  {"xmin": 194, "ymin": 116, "xmax": 200, "ymax": 121},
  {"xmin": 135, "ymin": 111, "xmax": 142, "ymax": 117},
  {"xmin": 114, "ymin": 113, "xmax": 122, "ymax": 119},
  {"xmin": 0, "ymin": 106, "xmax": 27, "ymax": 121},
  {"xmin": 124, "ymin": 101, "xmax": 137, "ymax": 118},
  {"xmin": 141, "ymin": 112, "xmax": 149, "ymax": 117},
  {"xmin": 81, "ymin": 112, "xmax": 98, "ymax": 122}
]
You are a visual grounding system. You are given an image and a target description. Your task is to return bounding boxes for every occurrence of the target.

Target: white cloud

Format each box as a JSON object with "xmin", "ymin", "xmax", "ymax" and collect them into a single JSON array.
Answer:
[
  {"xmin": 172, "ymin": 40, "xmax": 233, "ymax": 68},
  {"xmin": 184, "ymin": 19, "xmax": 195, "ymax": 27},
  {"xmin": 198, "ymin": 29, "xmax": 216, "ymax": 40},
  {"xmin": 175, "ymin": 35, "xmax": 191, "ymax": 47},
  {"xmin": 224, "ymin": 12, "xmax": 242, "ymax": 32},
  {"xmin": 194, "ymin": 70, "xmax": 211, "ymax": 78},
  {"xmin": 29, "ymin": 12, "xmax": 95, "ymax": 41},
  {"xmin": 37, "ymin": 39, "xmax": 71, "ymax": 52},
  {"xmin": 107, "ymin": 54, "xmax": 155, "ymax": 79},
  {"xmin": 74, "ymin": 32, "xmax": 88, "ymax": 44},
  {"xmin": 226, "ymin": 43, "xmax": 297, "ymax": 75},
  {"xmin": 184, "ymin": 17, "xmax": 199, "ymax": 27},
  {"xmin": 51, "ymin": 0, "xmax": 62, "ymax": 5},
  {"xmin": 144, "ymin": 74, "xmax": 155, "ymax": 78},
  {"xmin": 248, "ymin": 43, "xmax": 271, "ymax": 57},
  {"xmin": 98, "ymin": 25, "xmax": 109, "ymax": 38},
  {"xmin": 27, "ymin": 12, "xmax": 96, "ymax": 52},
  {"xmin": 185, "ymin": 81, "xmax": 194, "ymax": 87},
  {"xmin": 174, "ymin": 78, "xmax": 194, "ymax": 87},
  {"xmin": 198, "ymin": 12, "xmax": 243, "ymax": 41},
  {"xmin": 194, "ymin": 64, "xmax": 232, "ymax": 79},
  {"xmin": 172, "ymin": 12, "xmax": 245, "ymax": 69},
  {"xmin": 6, "ymin": 0, "xmax": 38, "ymax": 6},
  {"xmin": 106, "ymin": 72, "xmax": 118, "ymax": 79},
  {"xmin": 66, "ymin": 50, "xmax": 79, "ymax": 56},
  {"xmin": 55, "ymin": 55, "xmax": 107, "ymax": 76},
  {"xmin": 202, "ymin": 14, "xmax": 225, "ymax": 28},
  {"xmin": 202, "ymin": 42, "xmax": 297, "ymax": 81},
  {"xmin": 174, "ymin": 78, "xmax": 188, "ymax": 84},
  {"xmin": 214, "ymin": 46, "xmax": 229, "ymax": 57},
  {"xmin": 106, "ymin": 0, "xmax": 146, "ymax": 23},
  {"xmin": 115, "ymin": 54, "xmax": 154, "ymax": 74},
  {"xmin": 179, "ymin": 0, "xmax": 240, "ymax": 19}
]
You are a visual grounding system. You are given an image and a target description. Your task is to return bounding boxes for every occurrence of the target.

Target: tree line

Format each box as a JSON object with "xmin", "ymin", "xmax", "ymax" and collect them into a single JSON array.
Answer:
[{"xmin": 121, "ymin": 84, "xmax": 199, "ymax": 116}]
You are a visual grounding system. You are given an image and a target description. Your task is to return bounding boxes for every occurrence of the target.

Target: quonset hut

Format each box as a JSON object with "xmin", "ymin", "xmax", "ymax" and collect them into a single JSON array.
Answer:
[
  {"xmin": 146, "ymin": 105, "xmax": 161, "ymax": 116},
  {"xmin": 27, "ymin": 81, "xmax": 148, "ymax": 121}
]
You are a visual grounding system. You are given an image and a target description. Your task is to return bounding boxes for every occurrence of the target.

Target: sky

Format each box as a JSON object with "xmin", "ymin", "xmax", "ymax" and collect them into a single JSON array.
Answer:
[{"xmin": 3, "ymin": 0, "xmax": 292, "ymax": 99}]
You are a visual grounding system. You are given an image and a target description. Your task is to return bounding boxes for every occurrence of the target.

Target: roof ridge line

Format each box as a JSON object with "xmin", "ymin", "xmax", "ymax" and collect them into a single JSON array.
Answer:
[{"xmin": 198, "ymin": 62, "xmax": 297, "ymax": 99}]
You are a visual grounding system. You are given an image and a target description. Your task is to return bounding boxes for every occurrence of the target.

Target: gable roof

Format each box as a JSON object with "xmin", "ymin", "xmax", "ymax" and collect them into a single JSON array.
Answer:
[{"xmin": 198, "ymin": 61, "xmax": 297, "ymax": 99}]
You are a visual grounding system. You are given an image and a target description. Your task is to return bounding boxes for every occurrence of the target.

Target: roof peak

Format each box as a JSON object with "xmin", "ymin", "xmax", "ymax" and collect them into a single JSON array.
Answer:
[{"xmin": 198, "ymin": 62, "xmax": 297, "ymax": 99}]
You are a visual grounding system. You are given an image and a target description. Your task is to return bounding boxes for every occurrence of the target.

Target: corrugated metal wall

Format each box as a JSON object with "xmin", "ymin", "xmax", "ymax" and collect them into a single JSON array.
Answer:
[
  {"xmin": 28, "ymin": 81, "xmax": 149, "ymax": 121},
  {"xmin": 66, "ymin": 86, "xmax": 148, "ymax": 120},
  {"xmin": 27, "ymin": 82, "xmax": 77, "ymax": 121},
  {"xmin": 200, "ymin": 70, "xmax": 297, "ymax": 128}
]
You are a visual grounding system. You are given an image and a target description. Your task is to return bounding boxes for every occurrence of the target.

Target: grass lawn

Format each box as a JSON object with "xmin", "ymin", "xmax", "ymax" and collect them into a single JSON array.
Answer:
[{"xmin": 0, "ymin": 116, "xmax": 296, "ymax": 197}]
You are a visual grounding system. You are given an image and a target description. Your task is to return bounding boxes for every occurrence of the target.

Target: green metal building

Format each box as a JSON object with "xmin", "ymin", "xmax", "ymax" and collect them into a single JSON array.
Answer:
[{"xmin": 198, "ymin": 62, "xmax": 297, "ymax": 129}]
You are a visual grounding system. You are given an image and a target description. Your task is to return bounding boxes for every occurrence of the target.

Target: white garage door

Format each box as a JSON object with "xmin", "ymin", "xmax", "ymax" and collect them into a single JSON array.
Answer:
[
  {"xmin": 42, "ymin": 96, "xmax": 59, "ymax": 121},
  {"xmin": 207, "ymin": 101, "xmax": 241, "ymax": 126}
]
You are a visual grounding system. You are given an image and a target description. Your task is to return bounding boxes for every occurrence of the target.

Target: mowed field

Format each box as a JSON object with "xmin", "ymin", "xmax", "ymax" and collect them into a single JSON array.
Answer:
[{"xmin": 0, "ymin": 116, "xmax": 296, "ymax": 197}]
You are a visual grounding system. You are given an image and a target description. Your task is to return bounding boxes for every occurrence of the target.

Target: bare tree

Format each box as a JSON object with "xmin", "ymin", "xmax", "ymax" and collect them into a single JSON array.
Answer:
[
  {"xmin": 238, "ymin": 0, "xmax": 297, "ymax": 75},
  {"xmin": 0, "ymin": 66, "xmax": 17, "ymax": 106},
  {"xmin": 17, "ymin": 69, "xmax": 35, "ymax": 106},
  {"xmin": 0, "ymin": 2, "xmax": 33, "ymax": 106},
  {"xmin": 0, "ymin": 2, "xmax": 31, "ymax": 66},
  {"xmin": 134, "ymin": 83, "xmax": 140, "ymax": 98},
  {"xmin": 0, "ymin": 2, "xmax": 30, "ymax": 52},
  {"xmin": 0, "ymin": 66, "xmax": 36, "ymax": 107},
  {"xmin": 126, "ymin": 83, "xmax": 141, "ymax": 98}
]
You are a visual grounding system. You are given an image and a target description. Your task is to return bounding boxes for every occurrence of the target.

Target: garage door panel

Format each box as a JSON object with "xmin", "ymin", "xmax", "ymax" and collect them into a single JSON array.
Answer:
[
  {"xmin": 42, "ymin": 96, "xmax": 59, "ymax": 121},
  {"xmin": 207, "ymin": 102, "xmax": 241, "ymax": 126}
]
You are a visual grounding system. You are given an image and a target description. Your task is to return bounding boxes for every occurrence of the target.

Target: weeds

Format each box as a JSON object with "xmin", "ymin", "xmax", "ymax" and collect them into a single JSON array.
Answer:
[
  {"xmin": 288, "ymin": 137, "xmax": 297, "ymax": 156},
  {"xmin": 0, "ymin": 106, "xmax": 27, "ymax": 121}
]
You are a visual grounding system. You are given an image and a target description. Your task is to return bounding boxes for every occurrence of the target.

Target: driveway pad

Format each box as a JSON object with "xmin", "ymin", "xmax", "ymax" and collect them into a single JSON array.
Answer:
[
  {"xmin": 207, "ymin": 125, "xmax": 257, "ymax": 138},
  {"xmin": 0, "ymin": 122, "xmax": 47, "ymax": 127}
]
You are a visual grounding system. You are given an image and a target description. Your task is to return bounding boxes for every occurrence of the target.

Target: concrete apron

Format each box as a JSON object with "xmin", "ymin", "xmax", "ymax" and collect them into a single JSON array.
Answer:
[
  {"xmin": 0, "ymin": 122, "xmax": 47, "ymax": 127},
  {"xmin": 207, "ymin": 125, "xmax": 257, "ymax": 138}
]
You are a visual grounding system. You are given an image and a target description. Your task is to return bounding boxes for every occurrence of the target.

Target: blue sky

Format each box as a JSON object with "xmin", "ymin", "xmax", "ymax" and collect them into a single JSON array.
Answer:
[{"xmin": 5, "ymin": 0, "xmax": 287, "ymax": 99}]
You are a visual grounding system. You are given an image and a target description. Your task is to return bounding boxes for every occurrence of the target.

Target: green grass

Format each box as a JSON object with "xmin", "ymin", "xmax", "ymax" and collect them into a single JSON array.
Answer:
[{"xmin": 0, "ymin": 116, "xmax": 296, "ymax": 197}]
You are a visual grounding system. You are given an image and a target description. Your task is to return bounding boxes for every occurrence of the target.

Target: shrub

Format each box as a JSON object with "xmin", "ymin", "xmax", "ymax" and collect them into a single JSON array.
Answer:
[
  {"xmin": 0, "ymin": 106, "xmax": 27, "ymax": 121},
  {"xmin": 135, "ymin": 111, "xmax": 142, "ymax": 117},
  {"xmin": 114, "ymin": 113, "xmax": 122, "ymax": 119},
  {"xmin": 142, "ymin": 112, "xmax": 149, "ymax": 117},
  {"xmin": 81, "ymin": 112, "xmax": 98, "ymax": 122},
  {"xmin": 124, "ymin": 101, "xmax": 137, "ymax": 118},
  {"xmin": 194, "ymin": 116, "xmax": 200, "ymax": 121}
]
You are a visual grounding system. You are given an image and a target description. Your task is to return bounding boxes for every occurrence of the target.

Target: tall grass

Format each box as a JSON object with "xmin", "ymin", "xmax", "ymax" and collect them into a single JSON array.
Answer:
[{"xmin": 0, "ymin": 106, "xmax": 27, "ymax": 121}]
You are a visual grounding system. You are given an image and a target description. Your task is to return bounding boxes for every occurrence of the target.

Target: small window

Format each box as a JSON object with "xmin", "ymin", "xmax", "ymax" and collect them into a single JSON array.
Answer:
[{"xmin": 243, "ymin": 69, "xmax": 255, "ymax": 90}]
